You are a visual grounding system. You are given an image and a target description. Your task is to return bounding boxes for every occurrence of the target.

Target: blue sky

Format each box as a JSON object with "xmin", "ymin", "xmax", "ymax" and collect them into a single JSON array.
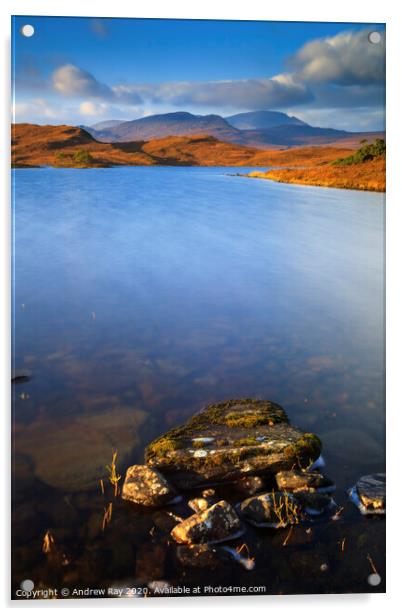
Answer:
[{"xmin": 12, "ymin": 16, "xmax": 385, "ymax": 131}]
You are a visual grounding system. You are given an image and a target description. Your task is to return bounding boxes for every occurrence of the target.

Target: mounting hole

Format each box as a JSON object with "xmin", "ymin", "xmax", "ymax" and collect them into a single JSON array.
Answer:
[
  {"xmin": 367, "ymin": 573, "xmax": 381, "ymax": 586},
  {"xmin": 21, "ymin": 24, "xmax": 35, "ymax": 38},
  {"xmin": 368, "ymin": 31, "xmax": 381, "ymax": 44},
  {"xmin": 20, "ymin": 579, "xmax": 34, "ymax": 592}
]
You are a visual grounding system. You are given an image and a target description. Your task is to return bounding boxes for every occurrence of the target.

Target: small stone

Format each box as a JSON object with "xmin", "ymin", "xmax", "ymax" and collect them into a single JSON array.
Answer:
[
  {"xmin": 233, "ymin": 476, "xmax": 265, "ymax": 496},
  {"xmin": 188, "ymin": 498, "xmax": 211, "ymax": 513},
  {"xmin": 151, "ymin": 511, "xmax": 180, "ymax": 533},
  {"xmin": 356, "ymin": 473, "xmax": 385, "ymax": 511},
  {"xmin": 275, "ymin": 470, "xmax": 334, "ymax": 493},
  {"xmin": 202, "ymin": 488, "xmax": 216, "ymax": 498},
  {"xmin": 240, "ymin": 492, "xmax": 301, "ymax": 528},
  {"xmin": 122, "ymin": 465, "xmax": 177, "ymax": 507},
  {"xmin": 349, "ymin": 473, "xmax": 385, "ymax": 514},
  {"xmin": 171, "ymin": 500, "xmax": 243, "ymax": 545},
  {"xmin": 293, "ymin": 492, "xmax": 335, "ymax": 516}
]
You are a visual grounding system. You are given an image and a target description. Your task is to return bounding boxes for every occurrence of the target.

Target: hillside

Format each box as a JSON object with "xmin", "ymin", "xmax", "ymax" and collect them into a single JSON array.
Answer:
[
  {"xmin": 86, "ymin": 110, "xmax": 383, "ymax": 149},
  {"xmin": 90, "ymin": 111, "xmax": 242, "ymax": 144},
  {"xmin": 12, "ymin": 123, "xmax": 356, "ymax": 169},
  {"xmin": 248, "ymin": 139, "xmax": 386, "ymax": 192}
]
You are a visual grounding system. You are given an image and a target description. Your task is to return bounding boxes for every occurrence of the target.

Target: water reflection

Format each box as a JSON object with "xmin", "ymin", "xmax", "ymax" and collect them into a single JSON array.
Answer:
[{"xmin": 12, "ymin": 167, "xmax": 385, "ymax": 594}]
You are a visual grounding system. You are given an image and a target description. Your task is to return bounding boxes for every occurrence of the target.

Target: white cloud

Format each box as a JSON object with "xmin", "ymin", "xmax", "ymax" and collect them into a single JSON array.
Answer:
[
  {"xmin": 112, "ymin": 74, "xmax": 312, "ymax": 110},
  {"xmin": 19, "ymin": 28, "xmax": 385, "ymax": 130},
  {"xmin": 53, "ymin": 64, "xmax": 114, "ymax": 99},
  {"xmin": 52, "ymin": 65, "xmax": 142, "ymax": 104},
  {"xmin": 288, "ymin": 106, "xmax": 385, "ymax": 132},
  {"xmin": 79, "ymin": 101, "xmax": 107, "ymax": 116},
  {"xmin": 13, "ymin": 98, "xmax": 59, "ymax": 122},
  {"xmin": 290, "ymin": 28, "xmax": 385, "ymax": 86}
]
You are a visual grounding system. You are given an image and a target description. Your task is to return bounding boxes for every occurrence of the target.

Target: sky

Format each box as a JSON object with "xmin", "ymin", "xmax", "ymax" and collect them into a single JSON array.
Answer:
[{"xmin": 12, "ymin": 16, "xmax": 385, "ymax": 131}]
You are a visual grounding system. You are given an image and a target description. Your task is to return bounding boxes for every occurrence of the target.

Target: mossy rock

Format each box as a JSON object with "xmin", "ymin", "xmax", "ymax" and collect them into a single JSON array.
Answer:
[{"xmin": 145, "ymin": 399, "xmax": 321, "ymax": 489}]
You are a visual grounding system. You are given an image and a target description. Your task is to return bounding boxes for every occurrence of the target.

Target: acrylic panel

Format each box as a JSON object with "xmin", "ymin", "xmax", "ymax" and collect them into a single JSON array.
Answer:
[{"xmin": 11, "ymin": 16, "xmax": 385, "ymax": 600}]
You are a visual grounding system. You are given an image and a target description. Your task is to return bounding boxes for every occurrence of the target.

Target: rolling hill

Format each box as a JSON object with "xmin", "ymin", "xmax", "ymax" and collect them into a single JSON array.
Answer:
[
  {"xmin": 89, "ymin": 112, "xmax": 241, "ymax": 144},
  {"xmin": 11, "ymin": 123, "xmax": 356, "ymax": 169}
]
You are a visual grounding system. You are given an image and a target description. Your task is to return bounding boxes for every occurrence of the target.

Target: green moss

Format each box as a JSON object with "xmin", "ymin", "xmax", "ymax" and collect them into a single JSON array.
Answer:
[
  {"xmin": 145, "ymin": 399, "xmax": 289, "ymax": 464},
  {"xmin": 225, "ymin": 412, "xmax": 284, "ymax": 428},
  {"xmin": 214, "ymin": 438, "xmax": 229, "ymax": 447},
  {"xmin": 145, "ymin": 434, "xmax": 184, "ymax": 462},
  {"xmin": 202, "ymin": 448, "xmax": 242, "ymax": 468},
  {"xmin": 186, "ymin": 399, "xmax": 288, "ymax": 430},
  {"xmin": 238, "ymin": 446, "xmax": 264, "ymax": 459},
  {"xmin": 191, "ymin": 440, "xmax": 208, "ymax": 449},
  {"xmin": 232, "ymin": 437, "xmax": 259, "ymax": 447},
  {"xmin": 284, "ymin": 433, "xmax": 322, "ymax": 467}
]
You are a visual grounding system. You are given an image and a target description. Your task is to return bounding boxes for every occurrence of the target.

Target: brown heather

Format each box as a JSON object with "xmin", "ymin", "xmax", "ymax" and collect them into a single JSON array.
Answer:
[{"xmin": 11, "ymin": 123, "xmax": 385, "ymax": 191}]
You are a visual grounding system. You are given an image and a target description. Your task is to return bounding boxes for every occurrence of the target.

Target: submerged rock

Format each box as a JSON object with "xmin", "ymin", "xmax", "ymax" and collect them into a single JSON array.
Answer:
[
  {"xmin": 275, "ymin": 470, "xmax": 334, "ymax": 493},
  {"xmin": 16, "ymin": 407, "xmax": 148, "ymax": 491},
  {"xmin": 240, "ymin": 489, "xmax": 334, "ymax": 527},
  {"xmin": 349, "ymin": 473, "xmax": 385, "ymax": 515},
  {"xmin": 240, "ymin": 492, "xmax": 301, "ymax": 528},
  {"xmin": 293, "ymin": 492, "xmax": 335, "ymax": 516},
  {"xmin": 12, "ymin": 369, "xmax": 32, "ymax": 384},
  {"xmin": 171, "ymin": 500, "xmax": 243, "ymax": 544},
  {"xmin": 122, "ymin": 465, "xmax": 177, "ymax": 507},
  {"xmin": 145, "ymin": 399, "xmax": 322, "ymax": 489},
  {"xmin": 233, "ymin": 475, "xmax": 266, "ymax": 496}
]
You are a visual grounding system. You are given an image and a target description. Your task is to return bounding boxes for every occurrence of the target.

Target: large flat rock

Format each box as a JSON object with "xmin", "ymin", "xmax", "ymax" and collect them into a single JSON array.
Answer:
[{"xmin": 145, "ymin": 399, "xmax": 321, "ymax": 489}]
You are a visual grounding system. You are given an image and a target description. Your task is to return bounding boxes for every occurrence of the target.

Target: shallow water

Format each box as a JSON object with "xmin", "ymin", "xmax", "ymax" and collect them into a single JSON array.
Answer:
[{"xmin": 12, "ymin": 167, "xmax": 385, "ymax": 596}]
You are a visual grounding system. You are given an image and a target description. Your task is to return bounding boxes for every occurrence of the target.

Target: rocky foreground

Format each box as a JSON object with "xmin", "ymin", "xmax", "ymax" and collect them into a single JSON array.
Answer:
[{"xmin": 121, "ymin": 399, "xmax": 385, "ymax": 555}]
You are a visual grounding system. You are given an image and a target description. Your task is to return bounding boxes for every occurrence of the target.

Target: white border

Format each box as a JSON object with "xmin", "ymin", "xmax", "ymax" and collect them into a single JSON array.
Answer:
[{"xmin": 2, "ymin": 1, "xmax": 401, "ymax": 613}]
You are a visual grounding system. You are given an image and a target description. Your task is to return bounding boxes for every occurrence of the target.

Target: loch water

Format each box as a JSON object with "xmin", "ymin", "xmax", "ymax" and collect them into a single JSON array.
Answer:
[{"xmin": 12, "ymin": 167, "xmax": 385, "ymax": 596}]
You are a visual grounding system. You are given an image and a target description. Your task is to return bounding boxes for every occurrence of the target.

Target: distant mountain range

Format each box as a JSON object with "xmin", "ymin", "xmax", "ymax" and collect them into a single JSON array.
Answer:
[{"xmin": 82, "ymin": 110, "xmax": 383, "ymax": 149}]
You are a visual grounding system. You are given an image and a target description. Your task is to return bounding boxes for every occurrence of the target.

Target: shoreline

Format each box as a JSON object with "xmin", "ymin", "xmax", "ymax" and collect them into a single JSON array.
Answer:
[{"xmin": 246, "ymin": 159, "xmax": 385, "ymax": 193}]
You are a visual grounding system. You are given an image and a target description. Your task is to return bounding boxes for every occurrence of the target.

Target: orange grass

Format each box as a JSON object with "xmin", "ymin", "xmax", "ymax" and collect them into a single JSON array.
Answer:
[
  {"xmin": 11, "ymin": 123, "xmax": 357, "ymax": 169},
  {"xmin": 250, "ymin": 156, "xmax": 385, "ymax": 192}
]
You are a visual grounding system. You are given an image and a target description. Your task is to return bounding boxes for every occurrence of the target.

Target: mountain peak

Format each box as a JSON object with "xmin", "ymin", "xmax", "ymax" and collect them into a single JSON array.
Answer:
[{"xmin": 225, "ymin": 110, "xmax": 308, "ymax": 130}]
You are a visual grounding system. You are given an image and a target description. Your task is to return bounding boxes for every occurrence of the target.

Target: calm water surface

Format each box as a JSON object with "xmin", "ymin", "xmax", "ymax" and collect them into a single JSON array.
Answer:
[{"xmin": 12, "ymin": 167, "xmax": 385, "ymax": 596}]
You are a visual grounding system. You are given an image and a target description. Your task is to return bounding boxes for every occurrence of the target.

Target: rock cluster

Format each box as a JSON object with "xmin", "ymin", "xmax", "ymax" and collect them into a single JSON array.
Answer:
[{"xmin": 120, "ymin": 399, "xmax": 385, "ymax": 562}]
